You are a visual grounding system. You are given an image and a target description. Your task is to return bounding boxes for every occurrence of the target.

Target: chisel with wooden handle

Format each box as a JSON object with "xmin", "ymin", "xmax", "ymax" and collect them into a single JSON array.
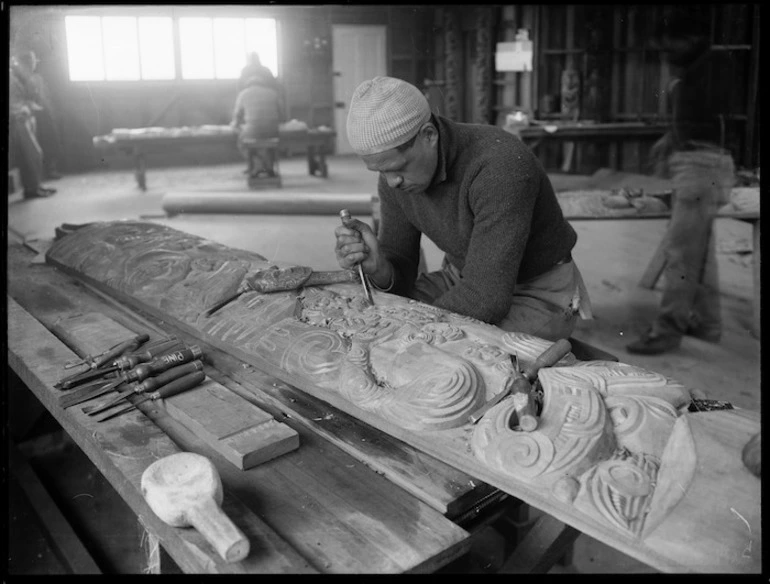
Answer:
[
  {"xmin": 96, "ymin": 339, "xmax": 185, "ymax": 376},
  {"xmin": 509, "ymin": 354, "xmax": 539, "ymax": 431},
  {"xmin": 60, "ymin": 345, "xmax": 201, "ymax": 409},
  {"xmin": 96, "ymin": 370, "xmax": 207, "ymax": 423},
  {"xmin": 56, "ymin": 333, "xmax": 151, "ymax": 387},
  {"xmin": 468, "ymin": 339, "xmax": 572, "ymax": 426},
  {"xmin": 97, "ymin": 345, "xmax": 204, "ymax": 394},
  {"xmin": 62, "ymin": 333, "xmax": 150, "ymax": 371},
  {"xmin": 58, "ymin": 338, "xmax": 182, "ymax": 390},
  {"xmin": 520, "ymin": 338, "xmax": 572, "ymax": 382},
  {"xmin": 339, "ymin": 209, "xmax": 374, "ymax": 305},
  {"xmin": 83, "ymin": 360, "xmax": 204, "ymax": 416},
  {"xmin": 203, "ymin": 267, "xmax": 357, "ymax": 317}
]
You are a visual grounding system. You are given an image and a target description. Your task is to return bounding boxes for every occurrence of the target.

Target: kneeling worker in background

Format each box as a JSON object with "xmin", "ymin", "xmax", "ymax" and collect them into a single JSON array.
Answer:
[
  {"xmin": 334, "ymin": 76, "xmax": 592, "ymax": 341},
  {"xmin": 231, "ymin": 71, "xmax": 284, "ymax": 178}
]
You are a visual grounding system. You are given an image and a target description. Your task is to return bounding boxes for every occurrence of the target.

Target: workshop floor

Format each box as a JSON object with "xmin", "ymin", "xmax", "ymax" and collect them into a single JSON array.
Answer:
[{"xmin": 6, "ymin": 154, "xmax": 760, "ymax": 574}]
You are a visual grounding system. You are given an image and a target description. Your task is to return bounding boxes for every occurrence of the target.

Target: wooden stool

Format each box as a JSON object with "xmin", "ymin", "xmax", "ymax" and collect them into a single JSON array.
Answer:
[{"xmin": 242, "ymin": 137, "xmax": 281, "ymax": 189}]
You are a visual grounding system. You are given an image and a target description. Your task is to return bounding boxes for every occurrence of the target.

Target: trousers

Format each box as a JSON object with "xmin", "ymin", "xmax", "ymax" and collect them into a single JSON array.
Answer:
[
  {"xmin": 653, "ymin": 147, "xmax": 735, "ymax": 337},
  {"xmin": 9, "ymin": 115, "xmax": 44, "ymax": 193},
  {"xmin": 411, "ymin": 256, "xmax": 593, "ymax": 342}
]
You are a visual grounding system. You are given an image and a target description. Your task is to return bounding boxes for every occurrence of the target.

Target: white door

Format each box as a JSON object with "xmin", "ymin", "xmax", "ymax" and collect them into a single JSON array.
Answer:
[{"xmin": 332, "ymin": 25, "xmax": 387, "ymax": 155}]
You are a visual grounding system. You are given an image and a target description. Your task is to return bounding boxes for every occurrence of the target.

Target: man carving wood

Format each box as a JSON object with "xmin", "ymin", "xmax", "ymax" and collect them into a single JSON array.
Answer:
[{"xmin": 334, "ymin": 76, "xmax": 592, "ymax": 341}]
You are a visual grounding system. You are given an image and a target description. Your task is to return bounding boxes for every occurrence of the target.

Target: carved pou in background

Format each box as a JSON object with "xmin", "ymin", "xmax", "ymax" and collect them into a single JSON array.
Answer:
[{"xmin": 45, "ymin": 221, "xmax": 760, "ymax": 570}]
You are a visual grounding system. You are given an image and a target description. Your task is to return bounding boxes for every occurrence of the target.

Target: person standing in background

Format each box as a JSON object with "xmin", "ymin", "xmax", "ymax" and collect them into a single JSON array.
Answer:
[
  {"xmin": 9, "ymin": 55, "xmax": 57, "ymax": 198},
  {"xmin": 626, "ymin": 9, "xmax": 736, "ymax": 355},
  {"xmin": 13, "ymin": 48, "xmax": 64, "ymax": 180}
]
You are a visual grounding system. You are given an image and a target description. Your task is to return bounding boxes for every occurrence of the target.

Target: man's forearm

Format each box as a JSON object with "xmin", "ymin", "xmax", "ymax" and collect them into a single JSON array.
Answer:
[{"xmin": 368, "ymin": 257, "xmax": 394, "ymax": 291}]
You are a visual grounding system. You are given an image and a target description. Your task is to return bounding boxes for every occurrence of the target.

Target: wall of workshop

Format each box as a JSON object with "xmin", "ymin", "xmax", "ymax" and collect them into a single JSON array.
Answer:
[{"xmin": 10, "ymin": 5, "xmax": 434, "ymax": 173}]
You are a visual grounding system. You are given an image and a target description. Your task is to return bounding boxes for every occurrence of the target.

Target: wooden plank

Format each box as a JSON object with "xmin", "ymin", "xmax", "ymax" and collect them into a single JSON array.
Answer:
[
  {"xmin": 6, "ymin": 297, "xmax": 316, "ymax": 574},
  {"xmin": 51, "ymin": 312, "xmax": 300, "ymax": 471},
  {"xmin": 6, "ymin": 243, "xmax": 492, "ymax": 521},
  {"xmin": 8, "ymin": 443, "xmax": 103, "ymax": 574},
  {"xmin": 165, "ymin": 389, "xmax": 300, "ymax": 470}
]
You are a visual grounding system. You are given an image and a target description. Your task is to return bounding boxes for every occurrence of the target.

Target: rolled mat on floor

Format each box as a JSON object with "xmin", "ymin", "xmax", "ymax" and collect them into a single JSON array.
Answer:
[{"xmin": 161, "ymin": 192, "xmax": 374, "ymax": 216}]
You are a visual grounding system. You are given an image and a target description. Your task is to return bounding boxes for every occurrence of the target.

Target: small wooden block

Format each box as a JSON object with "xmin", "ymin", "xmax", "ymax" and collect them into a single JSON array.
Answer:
[
  {"xmin": 165, "ymin": 380, "xmax": 299, "ymax": 470},
  {"xmin": 52, "ymin": 312, "xmax": 136, "ymax": 358}
]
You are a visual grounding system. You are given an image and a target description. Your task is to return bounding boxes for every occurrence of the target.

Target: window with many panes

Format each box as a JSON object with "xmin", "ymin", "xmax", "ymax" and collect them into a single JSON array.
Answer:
[{"xmin": 64, "ymin": 14, "xmax": 277, "ymax": 82}]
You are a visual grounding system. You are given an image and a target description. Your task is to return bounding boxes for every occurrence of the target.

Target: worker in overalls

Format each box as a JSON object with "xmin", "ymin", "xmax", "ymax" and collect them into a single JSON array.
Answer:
[
  {"xmin": 334, "ymin": 76, "xmax": 592, "ymax": 341},
  {"xmin": 626, "ymin": 9, "xmax": 736, "ymax": 355}
]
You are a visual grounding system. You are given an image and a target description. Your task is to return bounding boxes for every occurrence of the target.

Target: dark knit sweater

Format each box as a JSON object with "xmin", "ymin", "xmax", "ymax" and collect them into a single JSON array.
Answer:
[{"xmin": 378, "ymin": 114, "xmax": 577, "ymax": 324}]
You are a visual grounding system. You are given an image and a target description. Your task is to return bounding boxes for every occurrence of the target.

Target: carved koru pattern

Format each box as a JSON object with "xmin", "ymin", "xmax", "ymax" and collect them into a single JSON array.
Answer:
[
  {"xmin": 472, "ymin": 361, "xmax": 693, "ymax": 539},
  {"xmin": 45, "ymin": 221, "xmax": 702, "ymax": 542}
]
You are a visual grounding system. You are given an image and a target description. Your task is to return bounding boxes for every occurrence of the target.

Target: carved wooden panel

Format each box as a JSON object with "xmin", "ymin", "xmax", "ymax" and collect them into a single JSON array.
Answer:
[{"xmin": 45, "ymin": 221, "xmax": 761, "ymax": 573}]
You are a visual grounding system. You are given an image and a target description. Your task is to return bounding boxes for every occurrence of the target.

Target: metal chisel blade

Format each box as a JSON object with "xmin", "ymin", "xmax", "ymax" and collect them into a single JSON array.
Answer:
[
  {"xmin": 83, "ymin": 386, "xmax": 136, "ymax": 416},
  {"xmin": 59, "ymin": 379, "xmax": 125, "ymax": 409}
]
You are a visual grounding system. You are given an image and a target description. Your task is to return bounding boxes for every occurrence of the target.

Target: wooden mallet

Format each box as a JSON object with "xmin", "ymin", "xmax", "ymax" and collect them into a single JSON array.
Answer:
[{"xmin": 140, "ymin": 452, "xmax": 250, "ymax": 563}]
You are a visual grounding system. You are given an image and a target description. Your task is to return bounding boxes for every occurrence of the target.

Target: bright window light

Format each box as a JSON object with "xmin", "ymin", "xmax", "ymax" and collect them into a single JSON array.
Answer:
[
  {"xmin": 180, "ymin": 17, "xmax": 214, "ymax": 79},
  {"xmin": 102, "ymin": 16, "xmax": 140, "ymax": 81},
  {"xmin": 213, "ymin": 18, "xmax": 246, "ymax": 79},
  {"xmin": 245, "ymin": 18, "xmax": 278, "ymax": 77},
  {"xmin": 65, "ymin": 16, "xmax": 105, "ymax": 81},
  {"xmin": 138, "ymin": 17, "xmax": 175, "ymax": 80}
]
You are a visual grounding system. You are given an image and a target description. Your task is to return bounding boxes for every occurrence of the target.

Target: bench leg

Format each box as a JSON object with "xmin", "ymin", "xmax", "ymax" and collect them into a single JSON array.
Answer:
[
  {"xmin": 133, "ymin": 151, "xmax": 147, "ymax": 191},
  {"xmin": 497, "ymin": 513, "xmax": 581, "ymax": 573}
]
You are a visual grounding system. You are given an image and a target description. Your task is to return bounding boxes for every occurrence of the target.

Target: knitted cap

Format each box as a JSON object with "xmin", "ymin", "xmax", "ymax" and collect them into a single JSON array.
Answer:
[{"xmin": 347, "ymin": 76, "xmax": 431, "ymax": 156}]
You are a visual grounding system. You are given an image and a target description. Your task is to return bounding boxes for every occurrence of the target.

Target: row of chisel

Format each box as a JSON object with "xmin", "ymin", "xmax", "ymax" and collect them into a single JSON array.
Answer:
[{"xmin": 56, "ymin": 334, "xmax": 206, "ymax": 422}]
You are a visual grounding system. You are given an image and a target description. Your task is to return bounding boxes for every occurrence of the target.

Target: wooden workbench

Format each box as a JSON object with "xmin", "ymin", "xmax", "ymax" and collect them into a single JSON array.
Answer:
[
  {"xmin": 8, "ymin": 232, "xmax": 761, "ymax": 574},
  {"xmin": 7, "ymin": 242, "xmax": 487, "ymax": 574},
  {"xmin": 93, "ymin": 127, "xmax": 336, "ymax": 191}
]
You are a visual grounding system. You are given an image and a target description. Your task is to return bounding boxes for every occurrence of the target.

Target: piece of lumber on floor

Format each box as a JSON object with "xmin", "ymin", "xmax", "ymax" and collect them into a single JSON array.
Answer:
[
  {"xmin": 51, "ymin": 312, "xmax": 299, "ymax": 470},
  {"xmin": 161, "ymin": 191, "xmax": 372, "ymax": 216}
]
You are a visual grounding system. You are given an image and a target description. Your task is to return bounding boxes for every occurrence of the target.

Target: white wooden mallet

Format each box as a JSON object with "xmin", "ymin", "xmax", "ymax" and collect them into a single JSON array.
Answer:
[{"xmin": 141, "ymin": 452, "xmax": 250, "ymax": 563}]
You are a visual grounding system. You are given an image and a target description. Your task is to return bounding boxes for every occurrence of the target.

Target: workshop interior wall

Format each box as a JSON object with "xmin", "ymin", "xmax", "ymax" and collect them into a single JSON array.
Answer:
[{"xmin": 10, "ymin": 4, "xmax": 758, "ymax": 174}]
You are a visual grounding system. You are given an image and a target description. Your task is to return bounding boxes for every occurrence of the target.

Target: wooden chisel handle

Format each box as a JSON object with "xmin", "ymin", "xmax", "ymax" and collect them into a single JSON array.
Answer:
[
  {"xmin": 510, "ymin": 374, "xmax": 538, "ymax": 432},
  {"xmin": 93, "ymin": 333, "xmax": 150, "ymax": 369},
  {"xmin": 339, "ymin": 209, "xmax": 374, "ymax": 304},
  {"xmin": 521, "ymin": 339, "xmax": 572, "ymax": 381},
  {"xmin": 133, "ymin": 360, "xmax": 204, "ymax": 394},
  {"xmin": 145, "ymin": 370, "xmax": 206, "ymax": 401},
  {"xmin": 112, "ymin": 340, "xmax": 186, "ymax": 371},
  {"xmin": 126, "ymin": 346, "xmax": 203, "ymax": 383}
]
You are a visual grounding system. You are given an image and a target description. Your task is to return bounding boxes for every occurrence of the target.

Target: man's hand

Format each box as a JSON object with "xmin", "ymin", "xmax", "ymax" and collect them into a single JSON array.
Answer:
[{"xmin": 334, "ymin": 218, "xmax": 392, "ymax": 288}]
